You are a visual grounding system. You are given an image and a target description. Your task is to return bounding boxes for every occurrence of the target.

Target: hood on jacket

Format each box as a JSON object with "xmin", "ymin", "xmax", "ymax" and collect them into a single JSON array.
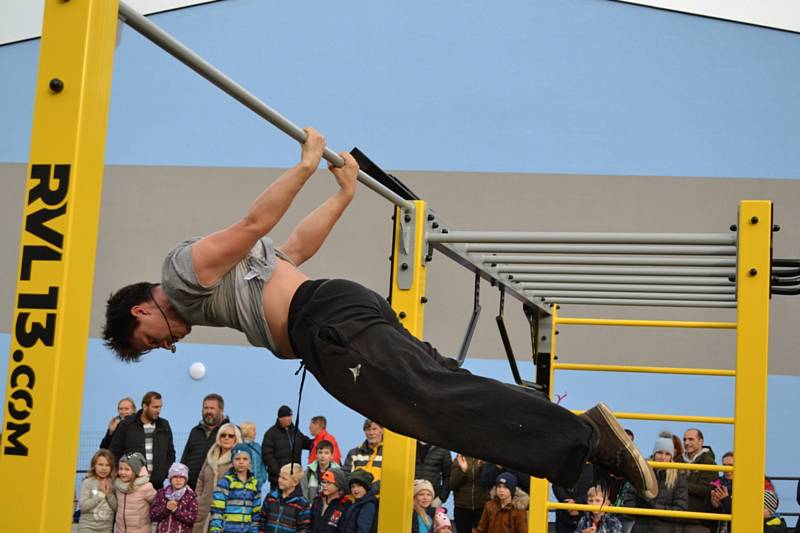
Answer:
[
  {"xmin": 683, "ymin": 446, "xmax": 715, "ymax": 463},
  {"xmin": 488, "ymin": 486, "xmax": 530, "ymax": 510}
]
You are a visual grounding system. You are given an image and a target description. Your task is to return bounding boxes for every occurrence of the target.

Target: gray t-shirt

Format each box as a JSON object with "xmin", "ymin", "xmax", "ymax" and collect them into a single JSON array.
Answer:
[{"xmin": 161, "ymin": 236, "xmax": 293, "ymax": 357}]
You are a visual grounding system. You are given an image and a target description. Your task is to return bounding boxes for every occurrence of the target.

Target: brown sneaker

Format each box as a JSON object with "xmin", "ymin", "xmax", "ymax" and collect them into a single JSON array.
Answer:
[{"xmin": 581, "ymin": 403, "xmax": 658, "ymax": 499}]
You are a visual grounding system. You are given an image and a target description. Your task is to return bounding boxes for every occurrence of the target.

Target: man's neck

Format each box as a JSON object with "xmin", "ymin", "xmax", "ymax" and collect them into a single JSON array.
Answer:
[
  {"xmin": 687, "ymin": 449, "xmax": 701, "ymax": 460},
  {"xmin": 140, "ymin": 413, "xmax": 153, "ymax": 424}
]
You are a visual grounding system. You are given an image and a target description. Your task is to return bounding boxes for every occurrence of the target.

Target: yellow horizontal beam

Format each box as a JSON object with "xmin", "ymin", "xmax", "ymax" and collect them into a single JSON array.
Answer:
[
  {"xmin": 556, "ymin": 317, "xmax": 736, "ymax": 329},
  {"xmin": 572, "ymin": 410, "xmax": 734, "ymax": 424},
  {"xmin": 554, "ymin": 362, "xmax": 735, "ymax": 377},
  {"xmin": 649, "ymin": 461, "xmax": 733, "ymax": 473},
  {"xmin": 548, "ymin": 502, "xmax": 730, "ymax": 521}
]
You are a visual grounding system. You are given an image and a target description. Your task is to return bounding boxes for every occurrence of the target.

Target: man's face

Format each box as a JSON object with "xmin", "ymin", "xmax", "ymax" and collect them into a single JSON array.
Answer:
[
  {"xmin": 364, "ymin": 423, "xmax": 383, "ymax": 445},
  {"xmin": 317, "ymin": 447, "xmax": 332, "ymax": 466},
  {"xmin": 118, "ymin": 399, "xmax": 135, "ymax": 418},
  {"xmin": 130, "ymin": 301, "xmax": 190, "ymax": 353},
  {"xmin": 309, "ymin": 421, "xmax": 322, "ymax": 436},
  {"xmin": 722, "ymin": 455, "xmax": 734, "ymax": 481},
  {"xmin": 143, "ymin": 398, "xmax": 163, "ymax": 421},
  {"xmin": 203, "ymin": 399, "xmax": 223, "ymax": 426},
  {"xmin": 278, "ymin": 415, "xmax": 293, "ymax": 429},
  {"xmin": 683, "ymin": 430, "xmax": 702, "ymax": 455}
]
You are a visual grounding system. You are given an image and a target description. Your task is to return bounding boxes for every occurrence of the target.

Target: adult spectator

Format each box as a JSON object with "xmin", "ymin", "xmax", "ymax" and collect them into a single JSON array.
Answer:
[
  {"xmin": 261, "ymin": 405, "xmax": 312, "ymax": 490},
  {"xmin": 180, "ymin": 393, "xmax": 229, "ymax": 489},
  {"xmin": 343, "ymin": 419, "xmax": 384, "ymax": 486},
  {"xmin": 239, "ymin": 421, "xmax": 267, "ymax": 488},
  {"xmin": 478, "ymin": 463, "xmax": 530, "ymax": 494},
  {"xmin": 109, "ymin": 391, "xmax": 175, "ymax": 489},
  {"xmin": 622, "ymin": 430, "xmax": 687, "ymax": 533},
  {"xmin": 449, "ymin": 454, "xmax": 488, "ymax": 533},
  {"xmin": 552, "ymin": 462, "xmax": 593, "ymax": 533},
  {"xmin": 193, "ymin": 422, "xmax": 242, "ymax": 533},
  {"xmin": 709, "ymin": 451, "xmax": 733, "ymax": 533},
  {"xmin": 308, "ymin": 415, "xmax": 342, "ymax": 465},
  {"xmin": 677, "ymin": 428, "xmax": 717, "ymax": 533},
  {"xmin": 414, "ymin": 441, "xmax": 452, "ymax": 506},
  {"xmin": 99, "ymin": 396, "xmax": 136, "ymax": 449}
]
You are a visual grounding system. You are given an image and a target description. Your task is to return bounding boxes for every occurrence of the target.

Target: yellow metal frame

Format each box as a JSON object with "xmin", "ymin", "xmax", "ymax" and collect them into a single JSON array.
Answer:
[
  {"xmin": 529, "ymin": 201, "xmax": 771, "ymax": 532},
  {"xmin": 378, "ymin": 200, "xmax": 429, "ymax": 532},
  {"xmin": 0, "ymin": 0, "xmax": 119, "ymax": 530}
]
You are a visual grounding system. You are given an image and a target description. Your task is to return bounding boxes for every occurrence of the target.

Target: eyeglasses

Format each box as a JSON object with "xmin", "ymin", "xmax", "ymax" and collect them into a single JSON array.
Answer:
[
  {"xmin": 150, "ymin": 286, "xmax": 177, "ymax": 354},
  {"xmin": 220, "ymin": 433, "xmax": 236, "ymax": 439}
]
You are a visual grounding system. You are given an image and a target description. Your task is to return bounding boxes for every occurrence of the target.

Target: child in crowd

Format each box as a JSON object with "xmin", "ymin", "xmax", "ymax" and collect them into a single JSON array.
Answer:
[
  {"xmin": 574, "ymin": 486, "xmax": 622, "ymax": 533},
  {"xmin": 151, "ymin": 462, "xmax": 198, "ymax": 533},
  {"xmin": 240, "ymin": 422, "xmax": 268, "ymax": 489},
  {"xmin": 433, "ymin": 508, "xmax": 453, "ymax": 533},
  {"xmin": 474, "ymin": 472, "xmax": 529, "ymax": 533},
  {"xmin": 260, "ymin": 463, "xmax": 311, "ymax": 533},
  {"xmin": 764, "ymin": 490, "xmax": 789, "ymax": 532},
  {"xmin": 114, "ymin": 452, "xmax": 157, "ymax": 533},
  {"xmin": 412, "ymin": 479, "xmax": 436, "ymax": 533},
  {"xmin": 310, "ymin": 469, "xmax": 351, "ymax": 532},
  {"xmin": 303, "ymin": 440, "xmax": 342, "ymax": 500},
  {"xmin": 340, "ymin": 470, "xmax": 378, "ymax": 533},
  {"xmin": 78, "ymin": 449, "xmax": 117, "ymax": 533},
  {"xmin": 210, "ymin": 445, "xmax": 262, "ymax": 533}
]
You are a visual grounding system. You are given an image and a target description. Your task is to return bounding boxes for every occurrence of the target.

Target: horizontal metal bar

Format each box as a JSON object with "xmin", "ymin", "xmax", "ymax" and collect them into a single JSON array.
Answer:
[
  {"xmin": 429, "ymin": 231, "xmax": 736, "ymax": 245},
  {"xmin": 531, "ymin": 290, "xmax": 735, "ymax": 301},
  {"xmin": 547, "ymin": 502, "xmax": 730, "ymax": 521},
  {"xmin": 553, "ymin": 363, "xmax": 736, "ymax": 377},
  {"xmin": 467, "ymin": 243, "xmax": 737, "ymax": 255},
  {"xmin": 572, "ymin": 410, "xmax": 734, "ymax": 424},
  {"xmin": 117, "ymin": 2, "xmax": 414, "ymax": 211},
  {"xmin": 649, "ymin": 461, "xmax": 733, "ymax": 473},
  {"xmin": 518, "ymin": 282, "xmax": 736, "ymax": 294},
  {"xmin": 556, "ymin": 317, "xmax": 737, "ymax": 328},
  {"xmin": 510, "ymin": 274, "xmax": 734, "ymax": 285},
  {"xmin": 499, "ymin": 264, "xmax": 734, "ymax": 277},
  {"xmin": 482, "ymin": 254, "xmax": 737, "ymax": 267},
  {"xmin": 542, "ymin": 297, "xmax": 736, "ymax": 308}
]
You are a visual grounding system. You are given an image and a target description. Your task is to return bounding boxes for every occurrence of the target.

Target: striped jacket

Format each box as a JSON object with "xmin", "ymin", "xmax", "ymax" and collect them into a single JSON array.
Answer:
[
  {"xmin": 343, "ymin": 441, "xmax": 382, "ymax": 483},
  {"xmin": 209, "ymin": 469, "xmax": 262, "ymax": 533},
  {"xmin": 259, "ymin": 486, "xmax": 311, "ymax": 533}
]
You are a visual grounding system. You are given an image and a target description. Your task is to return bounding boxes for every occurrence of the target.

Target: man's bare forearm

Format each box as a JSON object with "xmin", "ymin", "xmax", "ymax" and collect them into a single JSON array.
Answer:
[
  {"xmin": 281, "ymin": 190, "xmax": 354, "ymax": 265},
  {"xmin": 241, "ymin": 161, "xmax": 318, "ymax": 237}
]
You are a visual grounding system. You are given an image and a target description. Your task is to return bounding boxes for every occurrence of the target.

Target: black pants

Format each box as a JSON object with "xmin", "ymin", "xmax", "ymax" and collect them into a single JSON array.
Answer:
[
  {"xmin": 287, "ymin": 279, "xmax": 593, "ymax": 486},
  {"xmin": 454, "ymin": 507, "xmax": 485, "ymax": 533}
]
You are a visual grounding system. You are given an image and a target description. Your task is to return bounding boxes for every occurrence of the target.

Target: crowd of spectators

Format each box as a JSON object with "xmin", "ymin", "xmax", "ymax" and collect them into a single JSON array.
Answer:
[{"xmin": 77, "ymin": 391, "xmax": 794, "ymax": 533}]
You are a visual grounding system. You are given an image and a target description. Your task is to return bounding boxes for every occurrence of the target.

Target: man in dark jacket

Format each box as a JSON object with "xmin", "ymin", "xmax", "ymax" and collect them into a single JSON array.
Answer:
[
  {"xmin": 180, "ymin": 392, "xmax": 229, "ymax": 488},
  {"xmin": 261, "ymin": 404, "xmax": 312, "ymax": 490},
  {"xmin": 109, "ymin": 390, "xmax": 176, "ymax": 488},
  {"xmin": 552, "ymin": 463, "xmax": 594, "ymax": 533},
  {"xmin": 677, "ymin": 428, "xmax": 717, "ymax": 533},
  {"xmin": 414, "ymin": 441, "xmax": 452, "ymax": 505}
]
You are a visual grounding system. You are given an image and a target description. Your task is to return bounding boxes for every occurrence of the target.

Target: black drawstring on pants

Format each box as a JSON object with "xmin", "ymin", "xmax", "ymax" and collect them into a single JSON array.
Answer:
[{"xmin": 290, "ymin": 361, "xmax": 308, "ymax": 476}]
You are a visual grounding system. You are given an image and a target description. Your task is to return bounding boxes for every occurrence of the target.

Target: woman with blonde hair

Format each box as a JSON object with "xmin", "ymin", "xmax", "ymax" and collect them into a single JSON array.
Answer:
[
  {"xmin": 78, "ymin": 449, "xmax": 117, "ymax": 532},
  {"xmin": 622, "ymin": 431, "xmax": 687, "ymax": 533},
  {"xmin": 193, "ymin": 422, "xmax": 242, "ymax": 533}
]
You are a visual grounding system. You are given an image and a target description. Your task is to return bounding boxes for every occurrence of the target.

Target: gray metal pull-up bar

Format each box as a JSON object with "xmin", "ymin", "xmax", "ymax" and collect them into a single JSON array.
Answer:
[
  {"xmin": 429, "ymin": 231, "xmax": 736, "ymax": 245},
  {"xmin": 481, "ymin": 255, "xmax": 737, "ymax": 267},
  {"xmin": 117, "ymin": 2, "xmax": 414, "ymax": 212},
  {"xmin": 465, "ymin": 243, "xmax": 738, "ymax": 255}
]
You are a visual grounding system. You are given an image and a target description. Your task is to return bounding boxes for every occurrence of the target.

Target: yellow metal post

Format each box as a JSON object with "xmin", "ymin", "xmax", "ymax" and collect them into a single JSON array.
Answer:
[
  {"xmin": 0, "ymin": 0, "xmax": 118, "ymax": 530},
  {"xmin": 378, "ymin": 200, "xmax": 428, "ymax": 532},
  {"xmin": 528, "ymin": 305, "xmax": 558, "ymax": 533},
  {"xmin": 731, "ymin": 200, "xmax": 772, "ymax": 531}
]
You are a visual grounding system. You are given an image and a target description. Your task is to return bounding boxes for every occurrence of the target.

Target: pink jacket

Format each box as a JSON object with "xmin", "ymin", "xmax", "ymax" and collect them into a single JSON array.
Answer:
[{"xmin": 114, "ymin": 475, "xmax": 157, "ymax": 533}]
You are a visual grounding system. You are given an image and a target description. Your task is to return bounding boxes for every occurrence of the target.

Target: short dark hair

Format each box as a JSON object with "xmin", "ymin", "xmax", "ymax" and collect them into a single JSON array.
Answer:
[
  {"xmin": 317, "ymin": 439, "xmax": 334, "ymax": 452},
  {"xmin": 142, "ymin": 391, "xmax": 162, "ymax": 407},
  {"xmin": 203, "ymin": 393, "xmax": 225, "ymax": 409},
  {"xmin": 311, "ymin": 415, "xmax": 327, "ymax": 428},
  {"xmin": 102, "ymin": 281, "xmax": 157, "ymax": 362},
  {"xmin": 363, "ymin": 419, "xmax": 381, "ymax": 430},
  {"xmin": 722, "ymin": 451, "xmax": 733, "ymax": 460},
  {"xmin": 686, "ymin": 428, "xmax": 704, "ymax": 440}
]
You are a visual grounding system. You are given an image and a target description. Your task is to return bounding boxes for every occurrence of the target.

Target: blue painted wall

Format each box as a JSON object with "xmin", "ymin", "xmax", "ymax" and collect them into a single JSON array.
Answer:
[{"xmin": 1, "ymin": 0, "xmax": 800, "ymax": 177}]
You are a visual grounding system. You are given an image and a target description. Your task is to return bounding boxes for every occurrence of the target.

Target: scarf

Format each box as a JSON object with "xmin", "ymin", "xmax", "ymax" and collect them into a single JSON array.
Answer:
[
  {"xmin": 114, "ymin": 473, "xmax": 151, "ymax": 494},
  {"xmin": 165, "ymin": 485, "xmax": 189, "ymax": 501}
]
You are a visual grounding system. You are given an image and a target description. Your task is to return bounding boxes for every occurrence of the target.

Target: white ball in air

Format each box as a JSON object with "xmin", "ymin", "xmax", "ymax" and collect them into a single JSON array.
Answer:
[{"xmin": 189, "ymin": 362, "xmax": 206, "ymax": 380}]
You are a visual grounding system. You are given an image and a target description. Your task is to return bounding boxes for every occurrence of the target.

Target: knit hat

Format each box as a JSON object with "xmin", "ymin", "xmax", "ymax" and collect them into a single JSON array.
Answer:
[
  {"xmin": 120, "ymin": 452, "xmax": 146, "ymax": 475},
  {"xmin": 168, "ymin": 462, "xmax": 189, "ymax": 480},
  {"xmin": 495, "ymin": 472, "xmax": 518, "ymax": 496},
  {"xmin": 413, "ymin": 479, "xmax": 435, "ymax": 498},
  {"xmin": 322, "ymin": 468, "xmax": 348, "ymax": 491},
  {"xmin": 764, "ymin": 490, "xmax": 779, "ymax": 515},
  {"xmin": 278, "ymin": 405, "xmax": 293, "ymax": 417},
  {"xmin": 231, "ymin": 443, "xmax": 253, "ymax": 462},
  {"xmin": 434, "ymin": 509, "xmax": 452, "ymax": 532},
  {"xmin": 348, "ymin": 469, "xmax": 374, "ymax": 492},
  {"xmin": 653, "ymin": 430, "xmax": 675, "ymax": 456}
]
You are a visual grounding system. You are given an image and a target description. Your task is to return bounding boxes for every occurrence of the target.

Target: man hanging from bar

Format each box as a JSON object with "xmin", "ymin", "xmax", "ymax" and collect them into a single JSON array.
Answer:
[{"xmin": 102, "ymin": 128, "xmax": 658, "ymax": 499}]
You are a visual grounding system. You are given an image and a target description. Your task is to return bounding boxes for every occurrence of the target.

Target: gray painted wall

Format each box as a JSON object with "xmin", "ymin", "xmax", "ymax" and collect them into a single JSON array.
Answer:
[{"xmin": 1, "ymin": 162, "xmax": 798, "ymax": 374}]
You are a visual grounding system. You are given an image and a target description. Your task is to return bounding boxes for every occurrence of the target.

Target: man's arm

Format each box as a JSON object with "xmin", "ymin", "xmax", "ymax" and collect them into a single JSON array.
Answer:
[
  {"xmin": 277, "ymin": 152, "xmax": 358, "ymax": 266},
  {"xmin": 190, "ymin": 129, "xmax": 326, "ymax": 287}
]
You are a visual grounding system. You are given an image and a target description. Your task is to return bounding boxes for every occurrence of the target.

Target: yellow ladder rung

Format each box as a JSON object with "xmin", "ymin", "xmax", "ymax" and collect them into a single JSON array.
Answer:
[
  {"xmin": 556, "ymin": 317, "xmax": 737, "ymax": 329},
  {"xmin": 554, "ymin": 362, "xmax": 735, "ymax": 377},
  {"xmin": 649, "ymin": 461, "xmax": 733, "ymax": 472},
  {"xmin": 548, "ymin": 502, "xmax": 731, "ymax": 521},
  {"xmin": 572, "ymin": 410, "xmax": 734, "ymax": 424}
]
